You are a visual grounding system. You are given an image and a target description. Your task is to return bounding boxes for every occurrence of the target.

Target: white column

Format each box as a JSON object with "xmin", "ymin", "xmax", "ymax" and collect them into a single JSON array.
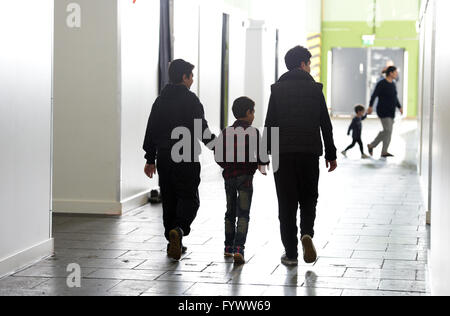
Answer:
[
  {"xmin": 431, "ymin": 0, "xmax": 450, "ymax": 297},
  {"xmin": 244, "ymin": 20, "xmax": 276, "ymax": 128}
]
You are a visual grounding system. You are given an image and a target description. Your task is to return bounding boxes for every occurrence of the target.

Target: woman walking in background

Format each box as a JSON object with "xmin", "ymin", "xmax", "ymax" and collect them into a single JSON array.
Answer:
[{"xmin": 367, "ymin": 66, "xmax": 404, "ymax": 158}]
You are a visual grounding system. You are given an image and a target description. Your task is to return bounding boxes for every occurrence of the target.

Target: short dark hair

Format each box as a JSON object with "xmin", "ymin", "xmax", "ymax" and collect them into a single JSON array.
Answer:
[
  {"xmin": 285, "ymin": 46, "xmax": 312, "ymax": 71},
  {"xmin": 355, "ymin": 104, "xmax": 366, "ymax": 114},
  {"xmin": 232, "ymin": 97, "xmax": 255, "ymax": 119},
  {"xmin": 382, "ymin": 66, "xmax": 397, "ymax": 77},
  {"xmin": 168, "ymin": 59, "xmax": 195, "ymax": 84}
]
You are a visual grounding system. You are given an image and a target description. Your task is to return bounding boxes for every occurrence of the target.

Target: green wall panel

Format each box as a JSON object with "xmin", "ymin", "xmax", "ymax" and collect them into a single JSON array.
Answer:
[{"xmin": 321, "ymin": 20, "xmax": 419, "ymax": 117}]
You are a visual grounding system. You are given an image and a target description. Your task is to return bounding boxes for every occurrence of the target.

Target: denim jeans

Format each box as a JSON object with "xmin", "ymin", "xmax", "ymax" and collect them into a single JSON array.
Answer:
[{"xmin": 224, "ymin": 175, "xmax": 254, "ymax": 249}]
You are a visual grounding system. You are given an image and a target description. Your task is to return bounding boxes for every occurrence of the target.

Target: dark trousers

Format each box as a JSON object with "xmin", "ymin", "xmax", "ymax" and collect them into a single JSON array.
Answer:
[
  {"xmin": 345, "ymin": 138, "xmax": 365, "ymax": 154},
  {"xmin": 224, "ymin": 175, "xmax": 253, "ymax": 248},
  {"xmin": 157, "ymin": 152, "xmax": 201, "ymax": 241},
  {"xmin": 274, "ymin": 153, "xmax": 320, "ymax": 259}
]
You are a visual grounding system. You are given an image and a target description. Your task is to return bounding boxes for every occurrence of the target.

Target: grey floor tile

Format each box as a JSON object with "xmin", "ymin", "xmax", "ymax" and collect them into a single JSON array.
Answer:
[
  {"xmin": 342, "ymin": 289, "xmax": 422, "ymax": 296},
  {"xmin": 262, "ymin": 286, "xmax": 342, "ymax": 296},
  {"xmin": 382, "ymin": 260, "xmax": 427, "ymax": 271},
  {"xmin": 0, "ymin": 276, "xmax": 49, "ymax": 290},
  {"xmin": 315, "ymin": 258, "xmax": 384, "ymax": 269},
  {"xmin": 14, "ymin": 266, "xmax": 96, "ymax": 278},
  {"xmin": 54, "ymin": 249, "xmax": 128, "ymax": 259},
  {"xmin": 303, "ymin": 277, "xmax": 380, "ymax": 291},
  {"xmin": 143, "ymin": 281, "xmax": 195, "ymax": 295},
  {"xmin": 229, "ymin": 274, "xmax": 304, "ymax": 287},
  {"xmin": 352, "ymin": 251, "xmax": 417, "ymax": 261},
  {"xmin": 86, "ymin": 269, "xmax": 164, "ymax": 281},
  {"xmin": 184, "ymin": 283, "xmax": 268, "ymax": 296},
  {"xmin": 344, "ymin": 268, "xmax": 416, "ymax": 281},
  {"xmin": 271, "ymin": 266, "xmax": 346, "ymax": 278},
  {"xmin": 157, "ymin": 271, "xmax": 232, "ymax": 284},
  {"xmin": 379, "ymin": 280, "xmax": 428, "ymax": 293},
  {"xmin": 108, "ymin": 280, "xmax": 154, "ymax": 293},
  {"xmin": 76, "ymin": 258, "xmax": 146, "ymax": 269},
  {"xmin": 135, "ymin": 260, "xmax": 210, "ymax": 272},
  {"xmin": 0, "ymin": 289, "xmax": 50, "ymax": 296},
  {"xmin": 32, "ymin": 278, "xmax": 122, "ymax": 295}
]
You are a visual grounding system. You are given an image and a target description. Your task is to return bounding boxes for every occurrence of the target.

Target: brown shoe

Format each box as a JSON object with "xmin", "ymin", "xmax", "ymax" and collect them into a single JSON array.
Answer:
[
  {"xmin": 168, "ymin": 228, "xmax": 183, "ymax": 261},
  {"xmin": 301, "ymin": 235, "xmax": 317, "ymax": 264},
  {"xmin": 233, "ymin": 247, "xmax": 246, "ymax": 265}
]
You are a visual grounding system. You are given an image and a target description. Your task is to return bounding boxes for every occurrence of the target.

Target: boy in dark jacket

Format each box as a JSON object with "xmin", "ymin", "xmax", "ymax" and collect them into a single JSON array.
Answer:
[
  {"xmin": 143, "ymin": 59, "xmax": 215, "ymax": 261},
  {"xmin": 265, "ymin": 46, "xmax": 337, "ymax": 266},
  {"xmin": 215, "ymin": 97, "xmax": 269, "ymax": 264},
  {"xmin": 342, "ymin": 105, "xmax": 370, "ymax": 159}
]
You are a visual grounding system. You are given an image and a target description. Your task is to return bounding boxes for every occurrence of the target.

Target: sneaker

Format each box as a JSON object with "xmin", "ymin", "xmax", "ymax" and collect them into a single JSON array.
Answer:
[
  {"xmin": 361, "ymin": 154, "xmax": 370, "ymax": 159},
  {"xmin": 341, "ymin": 151, "xmax": 347, "ymax": 158},
  {"xmin": 301, "ymin": 235, "xmax": 317, "ymax": 264},
  {"xmin": 224, "ymin": 246, "xmax": 234, "ymax": 258},
  {"xmin": 234, "ymin": 247, "xmax": 245, "ymax": 265},
  {"xmin": 381, "ymin": 153, "xmax": 394, "ymax": 158},
  {"xmin": 167, "ymin": 228, "xmax": 183, "ymax": 261},
  {"xmin": 281, "ymin": 254, "xmax": 298, "ymax": 267},
  {"xmin": 368, "ymin": 145, "xmax": 374, "ymax": 156}
]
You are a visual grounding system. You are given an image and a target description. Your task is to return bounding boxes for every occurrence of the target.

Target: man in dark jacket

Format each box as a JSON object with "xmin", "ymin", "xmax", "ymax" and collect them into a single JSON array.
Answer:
[
  {"xmin": 143, "ymin": 59, "xmax": 214, "ymax": 261},
  {"xmin": 265, "ymin": 46, "xmax": 338, "ymax": 266}
]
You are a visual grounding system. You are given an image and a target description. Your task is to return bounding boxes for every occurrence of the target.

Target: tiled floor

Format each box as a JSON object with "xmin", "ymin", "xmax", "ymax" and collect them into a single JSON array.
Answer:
[{"xmin": 0, "ymin": 118, "xmax": 430, "ymax": 296}]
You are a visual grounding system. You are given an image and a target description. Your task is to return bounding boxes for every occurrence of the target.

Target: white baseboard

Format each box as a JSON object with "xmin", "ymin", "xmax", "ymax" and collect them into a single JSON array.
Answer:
[
  {"xmin": 0, "ymin": 238, "xmax": 54, "ymax": 279},
  {"xmin": 53, "ymin": 199, "xmax": 123, "ymax": 215},
  {"xmin": 53, "ymin": 192, "xmax": 150, "ymax": 216},
  {"xmin": 121, "ymin": 191, "xmax": 150, "ymax": 214}
]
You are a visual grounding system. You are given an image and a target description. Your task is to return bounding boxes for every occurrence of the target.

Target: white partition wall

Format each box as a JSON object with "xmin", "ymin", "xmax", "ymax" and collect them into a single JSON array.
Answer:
[
  {"xmin": 0, "ymin": 0, "xmax": 54, "ymax": 277},
  {"xmin": 53, "ymin": 0, "xmax": 121, "ymax": 215},
  {"xmin": 429, "ymin": 0, "xmax": 450, "ymax": 296},
  {"xmin": 418, "ymin": 0, "xmax": 435, "ymax": 222},
  {"xmin": 119, "ymin": 0, "xmax": 160, "ymax": 211},
  {"xmin": 198, "ymin": 1, "xmax": 223, "ymax": 133},
  {"xmin": 228, "ymin": 13, "xmax": 249, "ymax": 126},
  {"xmin": 54, "ymin": 0, "xmax": 159, "ymax": 215},
  {"xmin": 244, "ymin": 20, "xmax": 276, "ymax": 128}
]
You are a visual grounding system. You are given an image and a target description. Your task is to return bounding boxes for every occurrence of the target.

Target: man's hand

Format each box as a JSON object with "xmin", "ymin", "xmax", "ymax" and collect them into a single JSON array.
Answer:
[
  {"xmin": 258, "ymin": 165, "xmax": 268, "ymax": 176},
  {"xmin": 399, "ymin": 107, "xmax": 404, "ymax": 115},
  {"xmin": 144, "ymin": 164, "xmax": 157, "ymax": 179},
  {"xmin": 367, "ymin": 107, "xmax": 374, "ymax": 115},
  {"xmin": 326, "ymin": 160, "xmax": 338, "ymax": 173}
]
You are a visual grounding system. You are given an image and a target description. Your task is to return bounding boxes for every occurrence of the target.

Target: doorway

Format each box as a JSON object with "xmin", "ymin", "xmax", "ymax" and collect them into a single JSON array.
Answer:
[{"xmin": 330, "ymin": 47, "xmax": 405, "ymax": 116}]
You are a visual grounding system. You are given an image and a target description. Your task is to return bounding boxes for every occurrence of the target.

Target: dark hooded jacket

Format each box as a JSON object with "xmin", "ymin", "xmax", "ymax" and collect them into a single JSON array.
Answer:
[
  {"xmin": 264, "ymin": 69, "xmax": 337, "ymax": 161},
  {"xmin": 143, "ymin": 84, "xmax": 214, "ymax": 164}
]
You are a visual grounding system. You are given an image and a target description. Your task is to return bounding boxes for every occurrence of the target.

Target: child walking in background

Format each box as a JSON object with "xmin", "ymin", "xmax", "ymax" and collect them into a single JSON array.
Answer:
[
  {"xmin": 215, "ymin": 97, "xmax": 269, "ymax": 265},
  {"xmin": 342, "ymin": 105, "xmax": 370, "ymax": 159}
]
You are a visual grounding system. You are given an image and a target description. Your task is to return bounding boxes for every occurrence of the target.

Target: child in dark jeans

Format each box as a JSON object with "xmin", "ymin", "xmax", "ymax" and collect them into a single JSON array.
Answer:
[
  {"xmin": 342, "ymin": 105, "xmax": 370, "ymax": 159},
  {"xmin": 215, "ymin": 97, "xmax": 269, "ymax": 265}
]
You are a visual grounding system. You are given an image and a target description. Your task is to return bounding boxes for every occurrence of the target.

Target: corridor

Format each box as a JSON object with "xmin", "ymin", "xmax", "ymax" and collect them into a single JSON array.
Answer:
[{"xmin": 0, "ymin": 120, "xmax": 430, "ymax": 296}]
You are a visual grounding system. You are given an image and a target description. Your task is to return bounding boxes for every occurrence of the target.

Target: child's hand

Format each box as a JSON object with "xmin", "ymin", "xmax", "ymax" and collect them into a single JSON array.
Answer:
[{"xmin": 258, "ymin": 165, "xmax": 268, "ymax": 176}]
